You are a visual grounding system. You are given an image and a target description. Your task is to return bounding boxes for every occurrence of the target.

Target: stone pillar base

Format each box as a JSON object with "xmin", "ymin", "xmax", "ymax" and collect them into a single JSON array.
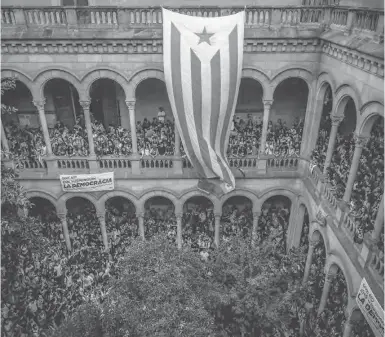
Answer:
[
  {"xmin": 173, "ymin": 158, "xmax": 183, "ymax": 175},
  {"xmin": 130, "ymin": 154, "xmax": 141, "ymax": 175},
  {"xmin": 88, "ymin": 156, "xmax": 99, "ymax": 173}
]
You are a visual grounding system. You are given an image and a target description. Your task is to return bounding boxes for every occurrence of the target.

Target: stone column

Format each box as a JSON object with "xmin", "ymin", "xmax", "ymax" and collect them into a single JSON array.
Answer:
[
  {"xmin": 33, "ymin": 99, "xmax": 52, "ymax": 155},
  {"xmin": 79, "ymin": 100, "xmax": 95, "ymax": 156},
  {"xmin": 0, "ymin": 118, "xmax": 10, "ymax": 154},
  {"xmin": 343, "ymin": 310, "xmax": 363, "ymax": 337},
  {"xmin": 214, "ymin": 213, "xmax": 221, "ymax": 247},
  {"xmin": 303, "ymin": 240, "xmax": 318, "ymax": 283},
  {"xmin": 175, "ymin": 127, "xmax": 181, "ymax": 156},
  {"xmin": 58, "ymin": 212, "xmax": 71, "ymax": 251},
  {"xmin": 260, "ymin": 100, "xmax": 273, "ymax": 155},
  {"xmin": 318, "ymin": 272, "xmax": 336, "ymax": 314},
  {"xmin": 287, "ymin": 198, "xmax": 303, "ymax": 251},
  {"xmin": 342, "ymin": 318, "xmax": 353, "ymax": 337},
  {"xmin": 97, "ymin": 210, "xmax": 109, "ymax": 251},
  {"xmin": 125, "ymin": 100, "xmax": 138, "ymax": 154},
  {"xmin": 176, "ymin": 213, "xmax": 183, "ymax": 249},
  {"xmin": 251, "ymin": 211, "xmax": 261, "ymax": 246},
  {"xmin": 343, "ymin": 135, "xmax": 369, "ymax": 203},
  {"xmin": 173, "ymin": 127, "xmax": 183, "ymax": 174},
  {"xmin": 323, "ymin": 115, "xmax": 344, "ymax": 175},
  {"xmin": 372, "ymin": 193, "xmax": 384, "ymax": 242},
  {"xmin": 138, "ymin": 213, "xmax": 145, "ymax": 240}
]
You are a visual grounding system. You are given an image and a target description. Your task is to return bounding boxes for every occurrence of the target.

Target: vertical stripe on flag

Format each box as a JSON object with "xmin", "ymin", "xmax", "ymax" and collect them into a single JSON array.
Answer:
[
  {"xmin": 170, "ymin": 23, "xmax": 208, "ymax": 178},
  {"xmin": 220, "ymin": 26, "xmax": 238, "ymax": 160}
]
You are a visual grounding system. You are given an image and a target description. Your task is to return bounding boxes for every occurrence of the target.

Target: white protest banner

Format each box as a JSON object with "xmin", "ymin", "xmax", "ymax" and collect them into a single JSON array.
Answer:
[
  {"xmin": 356, "ymin": 278, "xmax": 384, "ymax": 337},
  {"xmin": 60, "ymin": 172, "xmax": 114, "ymax": 192}
]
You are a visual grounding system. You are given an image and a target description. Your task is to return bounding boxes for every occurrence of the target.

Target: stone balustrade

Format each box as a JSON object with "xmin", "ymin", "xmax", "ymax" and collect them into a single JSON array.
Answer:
[
  {"xmin": 267, "ymin": 156, "xmax": 299, "ymax": 170},
  {"xmin": 24, "ymin": 8, "xmax": 67, "ymax": 25},
  {"xmin": 56, "ymin": 157, "xmax": 90, "ymax": 170},
  {"xmin": 1, "ymin": 6, "xmax": 383, "ymax": 38},
  {"xmin": 3, "ymin": 154, "xmax": 302, "ymax": 177},
  {"xmin": 331, "ymin": 8, "xmax": 348, "ymax": 26},
  {"xmin": 228, "ymin": 156, "xmax": 259, "ymax": 168},
  {"xmin": 305, "ymin": 164, "xmax": 384, "ymax": 296},
  {"xmin": 369, "ymin": 249, "xmax": 385, "ymax": 288}
]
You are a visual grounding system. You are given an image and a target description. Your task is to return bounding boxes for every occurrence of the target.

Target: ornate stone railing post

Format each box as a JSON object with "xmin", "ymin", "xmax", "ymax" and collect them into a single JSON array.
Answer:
[
  {"xmin": 97, "ymin": 208, "xmax": 109, "ymax": 251},
  {"xmin": 138, "ymin": 212, "xmax": 145, "ymax": 240},
  {"xmin": 176, "ymin": 213, "xmax": 183, "ymax": 249},
  {"xmin": 214, "ymin": 213, "xmax": 221, "ymax": 247},
  {"xmin": 344, "ymin": 9, "xmax": 356, "ymax": 35},
  {"xmin": 0, "ymin": 118, "xmax": 10, "ymax": 154},
  {"xmin": 342, "ymin": 135, "xmax": 369, "ymax": 203},
  {"xmin": 260, "ymin": 99, "xmax": 273, "ymax": 155},
  {"xmin": 33, "ymin": 99, "xmax": 52, "ymax": 156},
  {"xmin": 318, "ymin": 271, "xmax": 336, "ymax": 314},
  {"xmin": 79, "ymin": 100, "xmax": 95, "ymax": 156},
  {"xmin": 251, "ymin": 211, "xmax": 261, "ymax": 246},
  {"xmin": 125, "ymin": 100, "xmax": 140, "ymax": 175},
  {"xmin": 323, "ymin": 115, "xmax": 343, "ymax": 174},
  {"xmin": 58, "ymin": 212, "xmax": 71, "ymax": 251}
]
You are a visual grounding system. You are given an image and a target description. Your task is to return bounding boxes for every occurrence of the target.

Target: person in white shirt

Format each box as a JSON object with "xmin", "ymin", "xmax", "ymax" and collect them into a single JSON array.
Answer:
[{"xmin": 157, "ymin": 107, "xmax": 166, "ymax": 123}]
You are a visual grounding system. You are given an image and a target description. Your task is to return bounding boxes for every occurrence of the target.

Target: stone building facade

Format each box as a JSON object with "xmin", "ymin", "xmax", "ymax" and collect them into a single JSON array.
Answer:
[{"xmin": 1, "ymin": 1, "xmax": 384, "ymax": 333}]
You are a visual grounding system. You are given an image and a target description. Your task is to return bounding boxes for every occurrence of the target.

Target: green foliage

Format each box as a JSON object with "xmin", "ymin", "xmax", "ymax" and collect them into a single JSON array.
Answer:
[
  {"xmin": 1, "ymin": 77, "xmax": 18, "ymax": 115},
  {"xmin": 207, "ymin": 234, "xmax": 311, "ymax": 337},
  {"xmin": 56, "ymin": 233, "xmax": 314, "ymax": 337},
  {"xmin": 103, "ymin": 235, "xmax": 223, "ymax": 337},
  {"xmin": 50, "ymin": 301, "xmax": 104, "ymax": 337},
  {"xmin": 1, "ymin": 164, "xmax": 31, "ymax": 216}
]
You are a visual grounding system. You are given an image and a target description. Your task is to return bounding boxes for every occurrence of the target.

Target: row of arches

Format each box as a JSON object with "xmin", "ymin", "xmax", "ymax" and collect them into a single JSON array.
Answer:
[
  {"xmin": 1, "ymin": 73, "xmax": 308, "ymax": 140},
  {"xmin": 26, "ymin": 193, "xmax": 374, "ymax": 336},
  {"xmin": 1, "ymin": 67, "xmax": 381, "ymax": 158}
]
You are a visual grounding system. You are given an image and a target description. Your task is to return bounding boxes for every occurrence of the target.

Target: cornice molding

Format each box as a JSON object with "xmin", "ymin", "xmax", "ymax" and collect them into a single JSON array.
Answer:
[{"xmin": 1, "ymin": 37, "xmax": 383, "ymax": 78}]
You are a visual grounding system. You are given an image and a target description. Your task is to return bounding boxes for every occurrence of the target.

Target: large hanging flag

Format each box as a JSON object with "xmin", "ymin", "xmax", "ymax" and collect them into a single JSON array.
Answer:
[{"xmin": 162, "ymin": 8, "xmax": 245, "ymax": 195}]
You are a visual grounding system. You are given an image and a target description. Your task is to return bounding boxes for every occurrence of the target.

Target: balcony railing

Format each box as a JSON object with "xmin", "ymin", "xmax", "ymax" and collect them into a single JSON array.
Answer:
[
  {"xmin": 1, "ymin": 6, "xmax": 383, "ymax": 39},
  {"xmin": 3, "ymin": 154, "xmax": 305, "ymax": 177},
  {"xmin": 306, "ymin": 165, "xmax": 384, "ymax": 295}
]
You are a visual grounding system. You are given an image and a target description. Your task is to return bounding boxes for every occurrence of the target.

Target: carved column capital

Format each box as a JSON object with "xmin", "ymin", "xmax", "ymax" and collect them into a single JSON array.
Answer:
[
  {"xmin": 125, "ymin": 100, "xmax": 136, "ymax": 110},
  {"xmin": 331, "ymin": 115, "xmax": 344, "ymax": 126},
  {"xmin": 353, "ymin": 134, "xmax": 369, "ymax": 148},
  {"xmin": 316, "ymin": 210, "xmax": 327, "ymax": 227},
  {"xmin": 57, "ymin": 212, "xmax": 67, "ymax": 221},
  {"xmin": 263, "ymin": 100, "xmax": 273, "ymax": 109},
  {"xmin": 325, "ymin": 272, "xmax": 336, "ymax": 283},
  {"xmin": 137, "ymin": 212, "xmax": 144, "ymax": 219},
  {"xmin": 79, "ymin": 100, "xmax": 91, "ymax": 110},
  {"xmin": 33, "ymin": 99, "xmax": 46, "ymax": 111},
  {"xmin": 253, "ymin": 211, "xmax": 261, "ymax": 219},
  {"xmin": 175, "ymin": 213, "xmax": 183, "ymax": 219},
  {"xmin": 214, "ymin": 213, "xmax": 221, "ymax": 219}
]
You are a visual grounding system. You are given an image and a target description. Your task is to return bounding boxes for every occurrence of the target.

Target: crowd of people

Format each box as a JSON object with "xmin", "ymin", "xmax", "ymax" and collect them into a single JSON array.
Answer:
[
  {"xmin": 349, "ymin": 122, "xmax": 384, "ymax": 248},
  {"xmin": 264, "ymin": 117, "xmax": 304, "ymax": 157},
  {"xmin": 144, "ymin": 203, "xmax": 177, "ymax": 244},
  {"xmin": 311, "ymin": 109, "xmax": 384, "ymax": 250},
  {"xmin": 183, "ymin": 202, "xmax": 215, "ymax": 258},
  {"xmin": 2, "ymin": 194, "xmax": 376, "ymax": 337},
  {"xmin": 3, "ymin": 111, "xmax": 307, "ymax": 161},
  {"xmin": 2, "ymin": 122, "xmax": 47, "ymax": 163}
]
